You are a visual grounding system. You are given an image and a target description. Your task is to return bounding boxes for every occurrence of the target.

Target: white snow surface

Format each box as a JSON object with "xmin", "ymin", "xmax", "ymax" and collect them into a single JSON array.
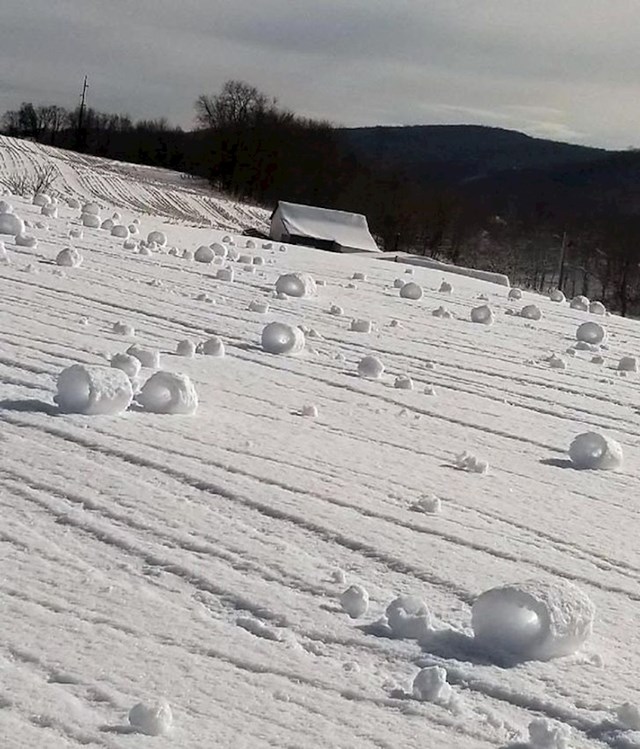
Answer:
[{"xmin": 2, "ymin": 136, "xmax": 640, "ymax": 748}]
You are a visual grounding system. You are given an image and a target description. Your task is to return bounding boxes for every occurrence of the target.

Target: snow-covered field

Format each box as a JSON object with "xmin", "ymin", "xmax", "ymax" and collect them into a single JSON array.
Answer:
[{"xmin": 2, "ymin": 137, "xmax": 640, "ymax": 748}]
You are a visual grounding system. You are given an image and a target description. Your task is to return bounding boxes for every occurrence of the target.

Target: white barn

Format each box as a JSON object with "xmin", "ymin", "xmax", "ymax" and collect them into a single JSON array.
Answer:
[{"xmin": 270, "ymin": 201, "xmax": 380, "ymax": 253}]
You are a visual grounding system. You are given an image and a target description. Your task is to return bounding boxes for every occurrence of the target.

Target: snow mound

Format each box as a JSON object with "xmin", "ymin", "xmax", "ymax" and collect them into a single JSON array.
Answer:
[
  {"xmin": 147, "ymin": 231, "xmax": 167, "ymax": 246},
  {"xmin": 508, "ymin": 288, "xmax": 523, "ymax": 300},
  {"xmin": 0, "ymin": 212, "xmax": 24, "ymax": 235},
  {"xmin": 216, "ymin": 268, "xmax": 234, "ymax": 282},
  {"xmin": 350, "ymin": 319, "xmax": 373, "ymax": 333},
  {"xmin": 261, "ymin": 322, "xmax": 305, "ymax": 355},
  {"xmin": 412, "ymin": 666, "xmax": 452, "ymax": 704},
  {"xmin": 470, "ymin": 304, "xmax": 495, "ymax": 325},
  {"xmin": 275, "ymin": 272, "xmax": 317, "ymax": 298},
  {"xmin": 472, "ymin": 579, "xmax": 595, "ymax": 660},
  {"xmin": 81, "ymin": 213, "xmax": 101, "ymax": 228},
  {"xmin": 137, "ymin": 371, "xmax": 198, "ymax": 415},
  {"xmin": 126, "ymin": 344, "xmax": 160, "ymax": 369},
  {"xmin": 590, "ymin": 301, "xmax": 606, "ymax": 315},
  {"xmin": 200, "ymin": 336, "xmax": 225, "ymax": 357},
  {"xmin": 569, "ymin": 431, "xmax": 623, "ymax": 470},
  {"xmin": 128, "ymin": 700, "xmax": 173, "ymax": 736},
  {"xmin": 55, "ymin": 364, "xmax": 133, "ymax": 415},
  {"xmin": 616, "ymin": 702, "xmax": 640, "ymax": 731},
  {"xmin": 301, "ymin": 404, "xmax": 319, "ymax": 417},
  {"xmin": 111, "ymin": 224, "xmax": 129, "ymax": 238},
  {"xmin": 176, "ymin": 339, "xmax": 196, "ymax": 358},
  {"xmin": 411, "ymin": 495, "xmax": 441, "ymax": 513},
  {"xmin": 248, "ymin": 299, "xmax": 269, "ymax": 314},
  {"xmin": 520, "ymin": 304, "xmax": 542, "ymax": 320},
  {"xmin": 400, "ymin": 281, "xmax": 423, "ymax": 300},
  {"xmin": 527, "ymin": 718, "xmax": 571, "ymax": 749},
  {"xmin": 340, "ymin": 584, "xmax": 369, "ymax": 618},
  {"xmin": 454, "ymin": 451, "xmax": 489, "ymax": 473},
  {"xmin": 194, "ymin": 245, "xmax": 214, "ymax": 263},
  {"xmin": 56, "ymin": 247, "xmax": 83, "ymax": 267},
  {"xmin": 432, "ymin": 305, "xmax": 452, "ymax": 319},
  {"xmin": 385, "ymin": 595, "xmax": 432, "ymax": 639},
  {"xmin": 110, "ymin": 353, "xmax": 141, "ymax": 379},
  {"xmin": 618, "ymin": 356, "xmax": 638, "ymax": 372},
  {"xmin": 570, "ymin": 295, "xmax": 589, "ymax": 311},
  {"xmin": 439, "ymin": 280, "xmax": 453, "ymax": 293},
  {"xmin": 15, "ymin": 232, "xmax": 37, "ymax": 248},
  {"xmin": 576, "ymin": 321, "xmax": 606, "ymax": 345},
  {"xmin": 394, "ymin": 375, "xmax": 414, "ymax": 390},
  {"xmin": 358, "ymin": 355, "xmax": 384, "ymax": 379}
]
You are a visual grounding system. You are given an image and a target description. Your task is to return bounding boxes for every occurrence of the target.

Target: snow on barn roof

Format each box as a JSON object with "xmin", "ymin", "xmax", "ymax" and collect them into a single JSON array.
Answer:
[{"xmin": 271, "ymin": 201, "xmax": 380, "ymax": 253}]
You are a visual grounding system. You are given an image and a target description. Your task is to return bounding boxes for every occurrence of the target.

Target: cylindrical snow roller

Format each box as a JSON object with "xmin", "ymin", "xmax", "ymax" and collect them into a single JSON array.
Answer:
[
  {"xmin": 471, "ymin": 579, "xmax": 595, "ymax": 660},
  {"xmin": 136, "ymin": 371, "xmax": 198, "ymax": 415},
  {"xmin": 55, "ymin": 364, "xmax": 133, "ymax": 415}
]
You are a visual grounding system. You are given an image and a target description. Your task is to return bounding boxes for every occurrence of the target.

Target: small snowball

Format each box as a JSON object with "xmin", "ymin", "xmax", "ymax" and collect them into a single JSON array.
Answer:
[
  {"xmin": 412, "ymin": 666, "xmax": 452, "ymax": 704},
  {"xmin": 82, "ymin": 202, "xmax": 100, "ymax": 216},
  {"xmin": 331, "ymin": 569, "xmax": 347, "ymax": 584},
  {"xmin": 618, "ymin": 356, "xmax": 638, "ymax": 372},
  {"xmin": 393, "ymin": 278, "xmax": 405, "ymax": 288},
  {"xmin": 15, "ymin": 232, "xmax": 37, "ymax": 248},
  {"xmin": 216, "ymin": 267, "xmax": 234, "ymax": 282},
  {"xmin": 81, "ymin": 212, "xmax": 101, "ymax": 228},
  {"xmin": 394, "ymin": 375, "xmax": 414, "ymax": 390},
  {"xmin": 211, "ymin": 242, "xmax": 227, "ymax": 258},
  {"xmin": 471, "ymin": 304, "xmax": 495, "ymax": 325},
  {"xmin": 589, "ymin": 301, "xmax": 606, "ymax": 315},
  {"xmin": 358, "ymin": 355, "xmax": 384, "ymax": 379},
  {"xmin": 55, "ymin": 364, "xmax": 133, "ymax": 415},
  {"xmin": 0, "ymin": 213, "xmax": 25, "ymax": 235},
  {"xmin": 275, "ymin": 272, "xmax": 317, "ymax": 298},
  {"xmin": 182, "ymin": 249, "xmax": 193, "ymax": 260},
  {"xmin": 616, "ymin": 702, "xmax": 640, "ymax": 731},
  {"xmin": 110, "ymin": 353, "xmax": 141, "ymax": 379},
  {"xmin": 147, "ymin": 231, "xmax": 167, "ymax": 246},
  {"xmin": 454, "ymin": 451, "xmax": 489, "ymax": 474},
  {"xmin": 137, "ymin": 371, "xmax": 198, "ymax": 415},
  {"xmin": 32, "ymin": 193, "xmax": 51, "ymax": 207},
  {"xmin": 176, "ymin": 339, "xmax": 196, "ymax": 358},
  {"xmin": 570, "ymin": 295, "xmax": 590, "ymax": 311},
  {"xmin": 112, "ymin": 321, "xmax": 135, "ymax": 336},
  {"xmin": 520, "ymin": 304, "xmax": 542, "ymax": 321},
  {"xmin": 576, "ymin": 321, "xmax": 606, "ymax": 345},
  {"xmin": 167, "ymin": 246, "xmax": 179, "ymax": 256},
  {"xmin": 56, "ymin": 247, "xmax": 83, "ymax": 267},
  {"xmin": 549, "ymin": 289, "xmax": 566, "ymax": 303},
  {"xmin": 508, "ymin": 288, "xmax": 523, "ymax": 300},
  {"xmin": 67, "ymin": 198, "xmax": 80, "ymax": 209},
  {"xmin": 111, "ymin": 224, "xmax": 129, "ymax": 238},
  {"xmin": 112, "ymin": 212, "xmax": 121, "ymax": 221},
  {"xmin": 591, "ymin": 355, "xmax": 605, "ymax": 365},
  {"xmin": 400, "ymin": 282, "xmax": 423, "ymax": 300},
  {"xmin": 200, "ymin": 336, "xmax": 225, "ymax": 357},
  {"xmin": 245, "ymin": 239, "xmax": 256, "ymax": 249},
  {"xmin": 527, "ymin": 719, "xmax": 571, "ymax": 749},
  {"xmin": 194, "ymin": 245, "xmax": 215, "ymax": 263},
  {"xmin": 548, "ymin": 354, "xmax": 567, "ymax": 370},
  {"xmin": 69, "ymin": 228, "xmax": 83, "ymax": 239},
  {"xmin": 424, "ymin": 385, "xmax": 436, "ymax": 396},
  {"xmin": 569, "ymin": 431, "xmax": 623, "ymax": 470},
  {"xmin": 404, "ymin": 268, "xmax": 414, "ymax": 274},
  {"xmin": 432, "ymin": 306, "xmax": 452, "ymax": 319},
  {"xmin": 261, "ymin": 322, "xmax": 305, "ymax": 355},
  {"xmin": 329, "ymin": 304, "xmax": 344, "ymax": 316},
  {"xmin": 128, "ymin": 701, "xmax": 173, "ymax": 736},
  {"xmin": 227, "ymin": 247, "xmax": 238, "ymax": 261},
  {"xmin": 352, "ymin": 271, "xmax": 367, "ymax": 281},
  {"xmin": 128, "ymin": 224, "xmax": 139, "ymax": 235},
  {"xmin": 340, "ymin": 585, "xmax": 369, "ymax": 618},
  {"xmin": 412, "ymin": 495, "xmax": 441, "ymax": 513},
  {"xmin": 386, "ymin": 595, "xmax": 432, "ymax": 639},
  {"xmin": 123, "ymin": 238, "xmax": 137, "ymax": 250},
  {"xmin": 301, "ymin": 404, "xmax": 319, "ymax": 417},
  {"xmin": 41, "ymin": 203, "xmax": 57, "ymax": 218},
  {"xmin": 101, "ymin": 219, "xmax": 114, "ymax": 231},
  {"xmin": 248, "ymin": 299, "xmax": 269, "ymax": 313},
  {"xmin": 126, "ymin": 344, "xmax": 160, "ymax": 369},
  {"xmin": 350, "ymin": 319, "xmax": 373, "ymax": 333},
  {"xmin": 439, "ymin": 280, "xmax": 453, "ymax": 293}
]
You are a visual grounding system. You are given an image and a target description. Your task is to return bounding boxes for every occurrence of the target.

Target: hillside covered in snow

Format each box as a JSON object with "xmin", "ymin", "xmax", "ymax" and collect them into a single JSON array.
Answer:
[{"xmin": 2, "ymin": 137, "xmax": 640, "ymax": 748}]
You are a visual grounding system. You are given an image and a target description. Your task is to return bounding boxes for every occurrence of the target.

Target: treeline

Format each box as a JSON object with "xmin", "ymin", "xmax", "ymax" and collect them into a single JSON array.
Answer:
[{"xmin": 4, "ymin": 82, "xmax": 640, "ymax": 315}]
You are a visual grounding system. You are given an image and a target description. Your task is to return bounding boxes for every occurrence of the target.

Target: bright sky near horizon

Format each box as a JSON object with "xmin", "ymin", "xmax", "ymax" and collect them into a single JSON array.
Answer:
[{"xmin": 2, "ymin": 0, "xmax": 640, "ymax": 149}]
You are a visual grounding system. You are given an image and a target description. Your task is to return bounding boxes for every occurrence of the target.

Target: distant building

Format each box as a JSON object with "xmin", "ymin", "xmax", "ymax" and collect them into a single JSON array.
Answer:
[{"xmin": 270, "ymin": 201, "xmax": 380, "ymax": 253}]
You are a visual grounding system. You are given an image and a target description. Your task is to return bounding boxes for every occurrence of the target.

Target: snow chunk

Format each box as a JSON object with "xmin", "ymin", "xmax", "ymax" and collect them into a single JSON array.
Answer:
[
  {"xmin": 248, "ymin": 299, "xmax": 269, "ymax": 313},
  {"xmin": 110, "ymin": 353, "xmax": 141, "ymax": 379},
  {"xmin": 67, "ymin": 198, "xmax": 80, "ymax": 209},
  {"xmin": 454, "ymin": 451, "xmax": 489, "ymax": 473},
  {"xmin": 352, "ymin": 271, "xmax": 367, "ymax": 281},
  {"xmin": 69, "ymin": 228, "xmax": 83, "ymax": 239},
  {"xmin": 412, "ymin": 495, "xmax": 441, "ymax": 514},
  {"xmin": 331, "ymin": 569, "xmax": 347, "ymax": 584},
  {"xmin": 275, "ymin": 272, "xmax": 317, "ymax": 298},
  {"xmin": 591, "ymin": 355, "xmax": 605, "ymax": 365},
  {"xmin": 216, "ymin": 267, "xmax": 234, "ymax": 282},
  {"xmin": 81, "ymin": 213, "xmax": 101, "ymax": 228},
  {"xmin": 616, "ymin": 702, "xmax": 640, "ymax": 731},
  {"xmin": 15, "ymin": 232, "xmax": 37, "ymax": 248},
  {"xmin": 618, "ymin": 356, "xmax": 638, "ymax": 372},
  {"xmin": 245, "ymin": 239, "xmax": 256, "ymax": 249},
  {"xmin": 393, "ymin": 278, "xmax": 405, "ymax": 288},
  {"xmin": 350, "ymin": 319, "xmax": 373, "ymax": 333},
  {"xmin": 112, "ymin": 321, "xmax": 135, "ymax": 336},
  {"xmin": 137, "ymin": 371, "xmax": 198, "ymax": 415},
  {"xmin": 55, "ymin": 364, "xmax": 133, "ymax": 415},
  {"xmin": 569, "ymin": 431, "xmax": 623, "ymax": 470},
  {"xmin": 126, "ymin": 344, "xmax": 160, "ymax": 369},
  {"xmin": 200, "ymin": 336, "xmax": 225, "ymax": 357},
  {"xmin": 194, "ymin": 245, "xmax": 214, "ymax": 263},
  {"xmin": 432, "ymin": 305, "xmax": 452, "ymax": 319},
  {"xmin": 147, "ymin": 231, "xmax": 167, "ymax": 246},
  {"xmin": 394, "ymin": 375, "xmax": 414, "ymax": 390},
  {"xmin": 128, "ymin": 701, "xmax": 173, "ymax": 736},
  {"xmin": 358, "ymin": 355, "xmax": 385, "ymax": 379},
  {"xmin": 570, "ymin": 295, "xmax": 589, "ymax": 311},
  {"xmin": 471, "ymin": 304, "xmax": 495, "ymax": 325},
  {"xmin": 590, "ymin": 301, "xmax": 606, "ymax": 315},
  {"xmin": 0, "ymin": 213, "xmax": 24, "ymax": 235},
  {"xmin": 520, "ymin": 304, "xmax": 542, "ymax": 320},
  {"xmin": 340, "ymin": 584, "xmax": 369, "ymax": 618},
  {"xmin": 472, "ymin": 579, "xmax": 595, "ymax": 660},
  {"xmin": 412, "ymin": 666, "xmax": 452, "ymax": 704},
  {"xmin": 548, "ymin": 354, "xmax": 567, "ymax": 370},
  {"xmin": 56, "ymin": 247, "xmax": 83, "ymax": 267},
  {"xmin": 576, "ymin": 321, "xmax": 606, "ymax": 345},
  {"xmin": 439, "ymin": 280, "xmax": 453, "ymax": 293},
  {"xmin": 111, "ymin": 224, "xmax": 129, "ymax": 238},
  {"xmin": 386, "ymin": 595, "xmax": 432, "ymax": 639},
  {"xmin": 0, "ymin": 241, "xmax": 7, "ymax": 264},
  {"xmin": 176, "ymin": 339, "xmax": 196, "ymax": 358},
  {"xmin": 301, "ymin": 404, "xmax": 318, "ymax": 417},
  {"xmin": 528, "ymin": 718, "xmax": 571, "ymax": 749},
  {"xmin": 400, "ymin": 281, "xmax": 423, "ymax": 300},
  {"xmin": 261, "ymin": 322, "xmax": 305, "ymax": 355},
  {"xmin": 508, "ymin": 288, "xmax": 523, "ymax": 300}
]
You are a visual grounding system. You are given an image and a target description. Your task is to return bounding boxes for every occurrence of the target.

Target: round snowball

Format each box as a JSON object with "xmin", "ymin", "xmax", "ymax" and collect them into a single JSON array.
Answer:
[
  {"xmin": 81, "ymin": 212, "xmax": 101, "ymax": 228},
  {"xmin": 412, "ymin": 666, "xmax": 452, "ymax": 704},
  {"xmin": 508, "ymin": 288, "xmax": 522, "ymax": 300},
  {"xmin": 137, "ymin": 371, "xmax": 198, "ymax": 415},
  {"xmin": 201, "ymin": 336, "xmax": 225, "ymax": 357},
  {"xmin": 56, "ymin": 247, "xmax": 83, "ymax": 267},
  {"xmin": 549, "ymin": 288, "xmax": 566, "ymax": 303},
  {"xmin": 570, "ymin": 295, "xmax": 589, "ymax": 311},
  {"xmin": 128, "ymin": 701, "xmax": 173, "ymax": 736},
  {"xmin": 126, "ymin": 344, "xmax": 160, "ymax": 369},
  {"xmin": 111, "ymin": 224, "xmax": 129, "ymax": 238},
  {"xmin": 147, "ymin": 231, "xmax": 167, "ymax": 246},
  {"xmin": 400, "ymin": 282, "xmax": 423, "ymax": 300},
  {"xmin": 275, "ymin": 272, "xmax": 317, "ymax": 298},
  {"xmin": 101, "ymin": 219, "xmax": 114, "ymax": 231},
  {"xmin": 520, "ymin": 304, "xmax": 542, "ymax": 320},
  {"xmin": 110, "ymin": 353, "xmax": 141, "ymax": 379},
  {"xmin": 82, "ymin": 202, "xmax": 100, "ymax": 216},
  {"xmin": 569, "ymin": 431, "xmax": 623, "ymax": 470},
  {"xmin": 386, "ymin": 595, "xmax": 431, "ymax": 639},
  {"xmin": 576, "ymin": 321, "xmax": 606, "ymax": 345},
  {"xmin": 176, "ymin": 339, "xmax": 196, "ymax": 358},
  {"xmin": 589, "ymin": 301, "xmax": 606, "ymax": 315},
  {"xmin": 194, "ymin": 245, "xmax": 214, "ymax": 263},
  {"xmin": 358, "ymin": 355, "xmax": 384, "ymax": 379},
  {"xmin": 15, "ymin": 232, "xmax": 37, "ymax": 248},
  {"xmin": 470, "ymin": 304, "xmax": 495, "ymax": 325},
  {"xmin": 0, "ymin": 213, "xmax": 25, "ymax": 235},
  {"xmin": 340, "ymin": 584, "xmax": 369, "ymax": 618},
  {"xmin": 261, "ymin": 322, "xmax": 305, "ymax": 355}
]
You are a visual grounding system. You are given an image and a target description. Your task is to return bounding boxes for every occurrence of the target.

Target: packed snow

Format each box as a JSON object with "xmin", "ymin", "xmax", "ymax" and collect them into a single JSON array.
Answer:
[{"xmin": 2, "ymin": 134, "xmax": 640, "ymax": 748}]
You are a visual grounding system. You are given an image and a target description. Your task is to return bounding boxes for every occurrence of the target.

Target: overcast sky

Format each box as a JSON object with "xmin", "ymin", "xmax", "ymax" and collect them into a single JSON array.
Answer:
[{"xmin": 2, "ymin": 0, "xmax": 640, "ymax": 149}]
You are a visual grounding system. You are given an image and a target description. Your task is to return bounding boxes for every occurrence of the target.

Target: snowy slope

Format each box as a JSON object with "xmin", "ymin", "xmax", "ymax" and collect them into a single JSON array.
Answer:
[{"xmin": 2, "ymin": 140, "xmax": 640, "ymax": 748}]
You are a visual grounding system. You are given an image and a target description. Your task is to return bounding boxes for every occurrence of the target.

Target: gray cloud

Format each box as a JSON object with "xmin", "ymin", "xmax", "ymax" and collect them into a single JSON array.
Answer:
[{"xmin": 1, "ymin": 0, "xmax": 640, "ymax": 147}]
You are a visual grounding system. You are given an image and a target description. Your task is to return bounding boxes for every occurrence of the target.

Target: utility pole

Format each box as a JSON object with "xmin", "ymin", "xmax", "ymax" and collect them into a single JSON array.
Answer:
[
  {"xmin": 76, "ymin": 75, "xmax": 88, "ymax": 151},
  {"xmin": 557, "ymin": 230, "xmax": 568, "ymax": 291}
]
